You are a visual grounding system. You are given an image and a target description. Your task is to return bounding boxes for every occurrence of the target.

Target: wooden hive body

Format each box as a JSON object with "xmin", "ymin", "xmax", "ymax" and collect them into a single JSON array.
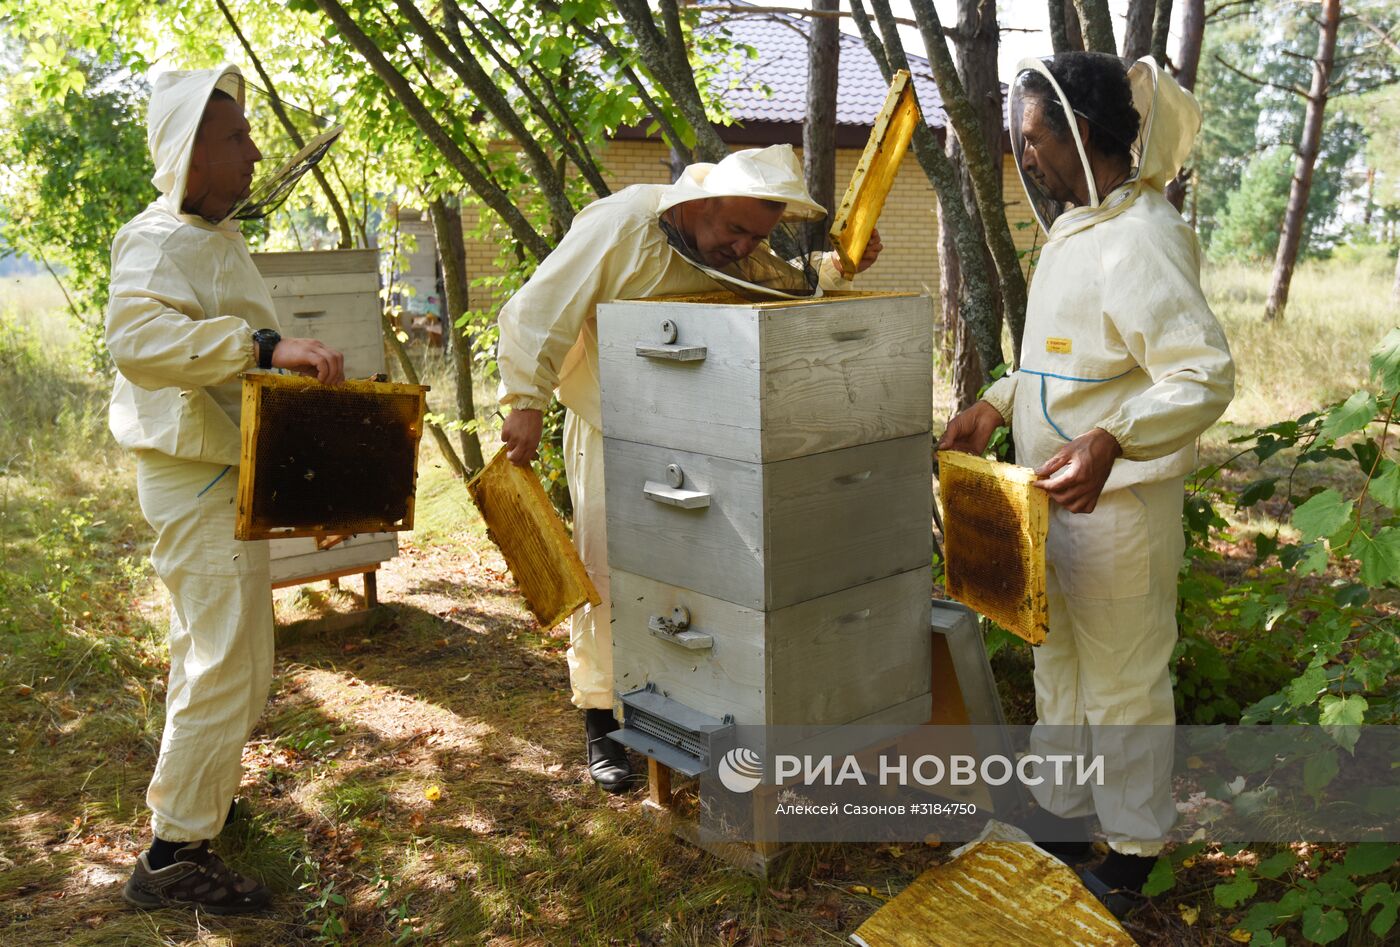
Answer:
[{"xmin": 599, "ymin": 291, "xmax": 935, "ymax": 729}]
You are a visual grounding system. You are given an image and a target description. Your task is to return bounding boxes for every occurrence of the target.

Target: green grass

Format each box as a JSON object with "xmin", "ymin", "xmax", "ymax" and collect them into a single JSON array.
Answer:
[
  {"xmin": 2, "ymin": 260, "xmax": 1396, "ymax": 945},
  {"xmin": 1205, "ymin": 245, "xmax": 1398, "ymax": 433}
]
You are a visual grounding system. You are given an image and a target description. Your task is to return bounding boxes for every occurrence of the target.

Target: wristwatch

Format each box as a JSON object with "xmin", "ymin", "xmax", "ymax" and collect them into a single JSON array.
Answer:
[{"xmin": 252, "ymin": 328, "xmax": 281, "ymax": 370}]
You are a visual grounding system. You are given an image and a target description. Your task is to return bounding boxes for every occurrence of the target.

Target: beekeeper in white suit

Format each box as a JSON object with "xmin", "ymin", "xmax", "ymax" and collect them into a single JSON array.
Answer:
[
  {"xmin": 940, "ymin": 53, "xmax": 1233, "ymax": 916},
  {"xmin": 497, "ymin": 145, "xmax": 883, "ymax": 793},
  {"xmin": 108, "ymin": 64, "xmax": 343, "ymax": 913}
]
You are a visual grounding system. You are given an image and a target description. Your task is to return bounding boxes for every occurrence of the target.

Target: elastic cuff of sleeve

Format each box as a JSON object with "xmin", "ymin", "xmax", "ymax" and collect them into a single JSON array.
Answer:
[
  {"xmin": 505, "ymin": 397, "xmax": 549, "ymax": 413},
  {"xmin": 1096, "ymin": 418, "xmax": 1133, "ymax": 456},
  {"xmin": 981, "ymin": 393, "xmax": 1011, "ymax": 424}
]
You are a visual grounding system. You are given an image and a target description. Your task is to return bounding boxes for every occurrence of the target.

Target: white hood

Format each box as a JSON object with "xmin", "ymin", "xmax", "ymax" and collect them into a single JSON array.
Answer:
[
  {"xmin": 1011, "ymin": 55, "xmax": 1201, "ymax": 238},
  {"xmin": 146, "ymin": 64, "xmax": 245, "ymax": 218}
]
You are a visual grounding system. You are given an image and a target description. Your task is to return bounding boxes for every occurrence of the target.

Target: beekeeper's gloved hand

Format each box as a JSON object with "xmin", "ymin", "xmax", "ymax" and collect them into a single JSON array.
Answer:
[
  {"xmin": 937, "ymin": 400, "xmax": 1005, "ymax": 457},
  {"xmin": 502, "ymin": 407, "xmax": 542, "ymax": 467},
  {"xmin": 1033, "ymin": 428, "xmax": 1123, "ymax": 513}
]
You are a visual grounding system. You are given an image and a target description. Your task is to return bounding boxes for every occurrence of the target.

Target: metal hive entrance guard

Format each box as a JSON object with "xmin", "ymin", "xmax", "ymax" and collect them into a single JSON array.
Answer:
[
  {"xmin": 938, "ymin": 451, "xmax": 1050, "ymax": 645},
  {"xmin": 235, "ymin": 373, "xmax": 428, "ymax": 541}
]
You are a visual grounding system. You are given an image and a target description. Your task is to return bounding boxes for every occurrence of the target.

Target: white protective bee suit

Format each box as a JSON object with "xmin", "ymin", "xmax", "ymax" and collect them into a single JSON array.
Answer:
[
  {"xmin": 983, "ymin": 58, "xmax": 1235, "ymax": 855},
  {"xmin": 106, "ymin": 64, "xmax": 282, "ymax": 843},
  {"xmin": 497, "ymin": 145, "xmax": 849, "ymax": 710}
]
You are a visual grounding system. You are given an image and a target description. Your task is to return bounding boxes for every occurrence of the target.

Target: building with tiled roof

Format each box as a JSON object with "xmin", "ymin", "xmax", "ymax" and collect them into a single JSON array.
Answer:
[
  {"xmin": 616, "ymin": 2, "xmax": 951, "ymax": 147},
  {"xmin": 455, "ymin": 2, "xmax": 1037, "ymax": 317}
]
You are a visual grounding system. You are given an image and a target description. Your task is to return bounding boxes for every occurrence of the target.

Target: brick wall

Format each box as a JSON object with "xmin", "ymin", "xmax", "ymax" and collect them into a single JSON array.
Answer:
[{"xmin": 460, "ymin": 138, "xmax": 1044, "ymax": 312}]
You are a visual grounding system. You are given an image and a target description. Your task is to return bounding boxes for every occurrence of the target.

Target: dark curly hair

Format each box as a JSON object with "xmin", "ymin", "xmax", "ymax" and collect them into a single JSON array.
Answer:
[{"xmin": 1017, "ymin": 53, "xmax": 1140, "ymax": 162}]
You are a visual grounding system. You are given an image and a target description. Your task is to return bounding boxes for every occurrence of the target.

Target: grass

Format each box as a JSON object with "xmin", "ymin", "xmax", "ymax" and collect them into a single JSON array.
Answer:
[
  {"xmin": 1204, "ymin": 245, "xmax": 1398, "ymax": 434},
  {"xmin": 1, "ymin": 259, "xmax": 1396, "ymax": 945}
]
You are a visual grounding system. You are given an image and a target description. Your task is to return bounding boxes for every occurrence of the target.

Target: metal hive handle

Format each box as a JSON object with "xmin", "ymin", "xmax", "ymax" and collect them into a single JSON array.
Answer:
[{"xmin": 648, "ymin": 606, "xmax": 713, "ymax": 650}]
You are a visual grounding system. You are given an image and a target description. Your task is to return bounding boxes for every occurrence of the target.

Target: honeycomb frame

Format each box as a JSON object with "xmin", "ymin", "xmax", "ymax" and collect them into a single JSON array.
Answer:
[
  {"xmin": 235, "ymin": 372, "xmax": 427, "ymax": 541},
  {"xmin": 938, "ymin": 450, "xmax": 1049, "ymax": 645}
]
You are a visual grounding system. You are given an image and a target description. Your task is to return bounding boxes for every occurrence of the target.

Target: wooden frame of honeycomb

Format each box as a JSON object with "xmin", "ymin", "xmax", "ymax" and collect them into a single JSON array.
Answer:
[{"xmin": 937, "ymin": 451, "xmax": 1049, "ymax": 645}]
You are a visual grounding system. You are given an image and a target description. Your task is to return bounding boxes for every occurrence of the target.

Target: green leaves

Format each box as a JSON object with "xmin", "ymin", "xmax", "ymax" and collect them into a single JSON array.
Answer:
[
  {"xmin": 1303, "ymin": 748, "xmax": 1339, "ymax": 797},
  {"xmin": 1370, "ymin": 460, "xmax": 1400, "ymax": 509},
  {"xmin": 1301, "ymin": 904, "xmax": 1348, "ymax": 944},
  {"xmin": 1353, "ymin": 526, "xmax": 1400, "ymax": 588},
  {"xmin": 1293, "ymin": 489, "xmax": 1354, "ymax": 543},
  {"xmin": 1319, "ymin": 390, "xmax": 1377, "ymax": 440},
  {"xmin": 1371, "ymin": 327, "xmax": 1400, "ymax": 392},
  {"xmin": 1361, "ymin": 883, "xmax": 1399, "ymax": 937},
  {"xmin": 1142, "ymin": 856, "xmax": 1176, "ymax": 896},
  {"xmin": 1256, "ymin": 850, "xmax": 1298, "ymax": 879},
  {"xmin": 1341, "ymin": 842, "xmax": 1400, "ymax": 877},
  {"xmin": 1318, "ymin": 693, "xmax": 1367, "ymax": 729},
  {"xmin": 1215, "ymin": 869, "xmax": 1258, "ymax": 908}
]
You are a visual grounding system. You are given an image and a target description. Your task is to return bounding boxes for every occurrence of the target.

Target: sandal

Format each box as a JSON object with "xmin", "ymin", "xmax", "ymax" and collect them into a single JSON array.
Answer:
[{"xmin": 123, "ymin": 841, "xmax": 272, "ymax": 915}]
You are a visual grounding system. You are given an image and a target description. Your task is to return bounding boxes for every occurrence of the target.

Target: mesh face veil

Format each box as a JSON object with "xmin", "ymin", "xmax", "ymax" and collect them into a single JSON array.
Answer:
[
  {"xmin": 210, "ymin": 76, "xmax": 342, "ymax": 224},
  {"xmin": 658, "ymin": 215, "xmax": 823, "ymax": 301},
  {"xmin": 1009, "ymin": 55, "xmax": 1150, "ymax": 232}
]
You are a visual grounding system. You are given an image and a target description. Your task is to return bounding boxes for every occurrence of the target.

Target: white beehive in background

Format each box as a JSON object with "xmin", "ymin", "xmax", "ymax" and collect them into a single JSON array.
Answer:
[
  {"xmin": 250, "ymin": 249, "xmax": 399, "ymax": 590},
  {"xmin": 599, "ymin": 290, "xmax": 934, "ymax": 745}
]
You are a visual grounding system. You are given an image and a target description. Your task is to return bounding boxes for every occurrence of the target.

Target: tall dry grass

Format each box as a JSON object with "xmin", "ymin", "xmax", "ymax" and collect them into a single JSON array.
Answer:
[{"xmin": 1205, "ymin": 245, "xmax": 1398, "ymax": 433}]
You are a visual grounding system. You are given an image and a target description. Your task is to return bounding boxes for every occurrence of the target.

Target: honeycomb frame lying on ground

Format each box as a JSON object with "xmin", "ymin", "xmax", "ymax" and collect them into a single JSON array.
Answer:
[
  {"xmin": 467, "ymin": 448, "xmax": 601, "ymax": 630},
  {"xmin": 236, "ymin": 372, "xmax": 427, "ymax": 541},
  {"xmin": 938, "ymin": 451, "xmax": 1049, "ymax": 645}
]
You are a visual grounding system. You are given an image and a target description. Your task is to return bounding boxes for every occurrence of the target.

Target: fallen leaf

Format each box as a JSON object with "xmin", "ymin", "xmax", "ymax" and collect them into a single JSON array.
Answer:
[
  {"xmin": 923, "ymin": 833, "xmax": 941, "ymax": 847},
  {"xmin": 1228, "ymin": 929, "xmax": 1251, "ymax": 943},
  {"xmin": 424, "ymin": 785, "xmax": 442, "ymax": 802},
  {"xmin": 1178, "ymin": 903, "xmax": 1199, "ymax": 925}
]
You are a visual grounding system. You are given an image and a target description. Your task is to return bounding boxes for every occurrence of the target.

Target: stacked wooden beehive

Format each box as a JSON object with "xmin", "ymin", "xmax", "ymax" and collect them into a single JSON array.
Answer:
[{"xmin": 598, "ymin": 290, "xmax": 935, "ymax": 734}]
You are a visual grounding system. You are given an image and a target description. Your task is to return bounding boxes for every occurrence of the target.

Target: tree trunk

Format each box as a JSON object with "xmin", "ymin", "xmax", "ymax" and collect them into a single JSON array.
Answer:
[
  {"xmin": 313, "ymin": 0, "xmax": 553, "ymax": 262},
  {"xmin": 1177, "ymin": 0, "xmax": 1206, "ymax": 88},
  {"xmin": 1064, "ymin": 0, "xmax": 1086, "ymax": 51},
  {"xmin": 1048, "ymin": 0, "xmax": 1073, "ymax": 53},
  {"xmin": 429, "ymin": 197, "xmax": 486, "ymax": 474},
  {"xmin": 614, "ymin": 0, "xmax": 730, "ymax": 163},
  {"xmin": 899, "ymin": 0, "xmax": 1028, "ymax": 362},
  {"xmin": 1151, "ymin": 0, "xmax": 1174, "ymax": 66},
  {"xmin": 1122, "ymin": 0, "xmax": 1155, "ymax": 60},
  {"xmin": 948, "ymin": 0, "xmax": 1006, "ymax": 405},
  {"xmin": 1163, "ymin": 0, "xmax": 1203, "ymax": 211},
  {"xmin": 1264, "ymin": 0, "xmax": 1340, "ymax": 322},
  {"xmin": 1072, "ymin": 0, "xmax": 1117, "ymax": 53},
  {"xmin": 850, "ymin": 0, "xmax": 1004, "ymax": 381},
  {"xmin": 803, "ymin": 0, "xmax": 840, "ymax": 250},
  {"xmin": 937, "ymin": 205, "xmax": 960, "ymax": 364}
]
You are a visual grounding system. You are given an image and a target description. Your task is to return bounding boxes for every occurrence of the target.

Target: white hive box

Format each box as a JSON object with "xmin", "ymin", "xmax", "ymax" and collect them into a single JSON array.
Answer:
[
  {"xmin": 250, "ymin": 249, "xmax": 398, "ymax": 587},
  {"xmin": 599, "ymin": 291, "xmax": 932, "ymax": 463},
  {"xmin": 598, "ymin": 290, "xmax": 934, "ymax": 735}
]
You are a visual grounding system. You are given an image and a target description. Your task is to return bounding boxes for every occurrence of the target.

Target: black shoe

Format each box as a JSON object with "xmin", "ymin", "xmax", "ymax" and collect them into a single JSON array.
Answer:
[
  {"xmin": 1019, "ymin": 808, "xmax": 1098, "ymax": 866},
  {"xmin": 585, "ymin": 708, "xmax": 640, "ymax": 794},
  {"xmin": 1078, "ymin": 864, "xmax": 1146, "ymax": 920},
  {"xmin": 123, "ymin": 841, "xmax": 272, "ymax": 915}
]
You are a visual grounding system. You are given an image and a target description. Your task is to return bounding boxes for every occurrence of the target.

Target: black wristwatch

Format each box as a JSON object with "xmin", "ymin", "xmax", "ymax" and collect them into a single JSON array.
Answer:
[{"xmin": 252, "ymin": 328, "xmax": 281, "ymax": 370}]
